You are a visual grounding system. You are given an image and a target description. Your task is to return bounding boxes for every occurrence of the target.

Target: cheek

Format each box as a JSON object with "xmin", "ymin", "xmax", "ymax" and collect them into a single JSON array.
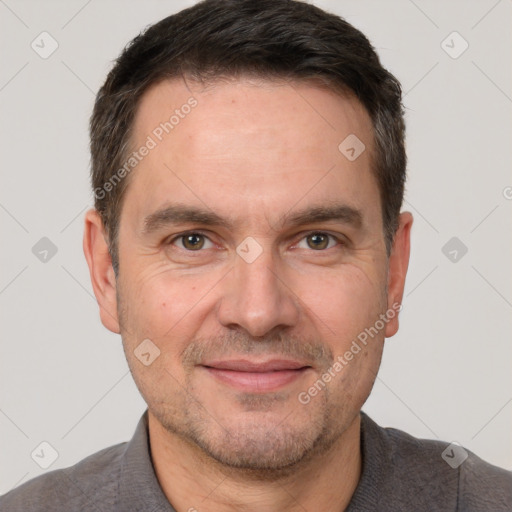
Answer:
[
  {"xmin": 333, "ymin": 345, "xmax": 383, "ymax": 410},
  {"xmin": 118, "ymin": 271, "xmax": 198, "ymax": 398},
  {"xmin": 297, "ymin": 264, "xmax": 386, "ymax": 342},
  {"xmin": 119, "ymin": 267, "xmax": 218, "ymax": 353}
]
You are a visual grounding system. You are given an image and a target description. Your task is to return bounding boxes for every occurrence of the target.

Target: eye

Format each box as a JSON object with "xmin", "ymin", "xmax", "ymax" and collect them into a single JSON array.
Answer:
[
  {"xmin": 170, "ymin": 232, "xmax": 215, "ymax": 251},
  {"xmin": 296, "ymin": 232, "xmax": 341, "ymax": 251}
]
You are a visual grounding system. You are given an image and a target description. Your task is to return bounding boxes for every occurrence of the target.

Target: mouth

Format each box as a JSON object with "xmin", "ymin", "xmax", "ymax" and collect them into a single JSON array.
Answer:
[{"xmin": 200, "ymin": 359, "xmax": 312, "ymax": 393}]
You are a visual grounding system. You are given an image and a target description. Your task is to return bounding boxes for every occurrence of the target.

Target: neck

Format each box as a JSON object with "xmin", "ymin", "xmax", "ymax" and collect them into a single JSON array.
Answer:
[{"xmin": 148, "ymin": 412, "xmax": 362, "ymax": 512}]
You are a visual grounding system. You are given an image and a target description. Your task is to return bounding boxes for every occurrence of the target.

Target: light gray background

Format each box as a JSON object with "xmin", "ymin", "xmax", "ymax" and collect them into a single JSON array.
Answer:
[{"xmin": 1, "ymin": 0, "xmax": 511, "ymax": 494}]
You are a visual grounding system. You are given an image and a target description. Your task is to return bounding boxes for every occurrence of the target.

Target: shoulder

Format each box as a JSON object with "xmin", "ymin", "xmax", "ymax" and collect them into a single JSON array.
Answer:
[
  {"xmin": 458, "ymin": 447, "xmax": 512, "ymax": 510},
  {"xmin": 358, "ymin": 413, "xmax": 512, "ymax": 511},
  {"xmin": 0, "ymin": 441, "xmax": 127, "ymax": 512}
]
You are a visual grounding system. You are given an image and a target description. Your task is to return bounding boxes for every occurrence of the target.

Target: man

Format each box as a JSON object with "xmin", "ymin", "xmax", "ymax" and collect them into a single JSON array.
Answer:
[{"xmin": 1, "ymin": 0, "xmax": 510, "ymax": 510}]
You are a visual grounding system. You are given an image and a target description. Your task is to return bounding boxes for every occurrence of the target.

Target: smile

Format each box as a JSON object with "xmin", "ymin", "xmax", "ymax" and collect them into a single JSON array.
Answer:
[{"xmin": 200, "ymin": 359, "xmax": 312, "ymax": 393}]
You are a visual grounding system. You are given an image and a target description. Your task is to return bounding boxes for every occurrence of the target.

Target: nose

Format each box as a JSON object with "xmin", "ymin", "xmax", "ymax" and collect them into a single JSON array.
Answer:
[{"xmin": 216, "ymin": 244, "xmax": 301, "ymax": 338}]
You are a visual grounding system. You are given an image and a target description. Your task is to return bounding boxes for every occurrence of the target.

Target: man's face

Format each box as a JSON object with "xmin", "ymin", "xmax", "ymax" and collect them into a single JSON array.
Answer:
[{"xmin": 110, "ymin": 78, "xmax": 400, "ymax": 470}]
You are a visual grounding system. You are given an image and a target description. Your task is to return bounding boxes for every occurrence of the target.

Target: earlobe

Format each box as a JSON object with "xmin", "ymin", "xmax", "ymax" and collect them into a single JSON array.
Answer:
[
  {"xmin": 384, "ymin": 211, "xmax": 413, "ymax": 338},
  {"xmin": 83, "ymin": 209, "xmax": 121, "ymax": 334}
]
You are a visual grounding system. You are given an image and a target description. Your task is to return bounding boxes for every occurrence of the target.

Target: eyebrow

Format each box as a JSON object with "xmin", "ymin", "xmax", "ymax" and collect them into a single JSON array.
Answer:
[{"xmin": 142, "ymin": 202, "xmax": 363, "ymax": 235}]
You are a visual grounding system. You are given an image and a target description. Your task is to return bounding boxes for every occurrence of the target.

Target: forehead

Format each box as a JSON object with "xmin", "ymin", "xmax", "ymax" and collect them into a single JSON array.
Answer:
[{"xmin": 123, "ymin": 76, "xmax": 379, "ymax": 233}]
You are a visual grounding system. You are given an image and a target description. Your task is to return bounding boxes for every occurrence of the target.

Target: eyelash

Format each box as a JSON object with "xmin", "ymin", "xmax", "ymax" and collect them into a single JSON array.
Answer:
[{"xmin": 167, "ymin": 231, "xmax": 344, "ymax": 252}]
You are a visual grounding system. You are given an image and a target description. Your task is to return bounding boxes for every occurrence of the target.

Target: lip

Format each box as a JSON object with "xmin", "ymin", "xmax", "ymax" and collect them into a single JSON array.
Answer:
[
  {"xmin": 203, "ymin": 359, "xmax": 310, "ymax": 372},
  {"xmin": 200, "ymin": 359, "xmax": 311, "ymax": 393}
]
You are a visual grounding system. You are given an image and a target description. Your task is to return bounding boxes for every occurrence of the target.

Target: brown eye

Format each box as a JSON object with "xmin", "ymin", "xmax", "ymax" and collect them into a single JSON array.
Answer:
[
  {"xmin": 183, "ymin": 234, "xmax": 204, "ymax": 250},
  {"xmin": 172, "ymin": 233, "xmax": 213, "ymax": 251},
  {"xmin": 306, "ymin": 233, "xmax": 330, "ymax": 250},
  {"xmin": 296, "ymin": 232, "xmax": 340, "ymax": 251}
]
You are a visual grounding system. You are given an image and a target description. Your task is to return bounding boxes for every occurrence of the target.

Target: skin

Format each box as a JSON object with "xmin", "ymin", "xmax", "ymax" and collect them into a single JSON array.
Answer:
[{"xmin": 84, "ymin": 77, "xmax": 412, "ymax": 512}]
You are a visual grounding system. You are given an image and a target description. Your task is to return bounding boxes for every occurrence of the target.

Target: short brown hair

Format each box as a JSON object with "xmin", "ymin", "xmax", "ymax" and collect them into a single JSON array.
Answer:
[{"xmin": 90, "ymin": 0, "xmax": 406, "ymax": 275}]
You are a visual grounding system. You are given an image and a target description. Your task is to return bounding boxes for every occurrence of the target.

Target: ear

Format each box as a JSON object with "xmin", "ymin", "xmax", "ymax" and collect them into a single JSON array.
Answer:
[
  {"xmin": 385, "ymin": 211, "xmax": 413, "ymax": 338},
  {"xmin": 83, "ymin": 209, "xmax": 120, "ymax": 334}
]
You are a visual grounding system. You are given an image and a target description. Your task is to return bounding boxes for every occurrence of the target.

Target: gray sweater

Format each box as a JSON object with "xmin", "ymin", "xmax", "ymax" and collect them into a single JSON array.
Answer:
[{"xmin": 1, "ymin": 410, "xmax": 511, "ymax": 511}]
